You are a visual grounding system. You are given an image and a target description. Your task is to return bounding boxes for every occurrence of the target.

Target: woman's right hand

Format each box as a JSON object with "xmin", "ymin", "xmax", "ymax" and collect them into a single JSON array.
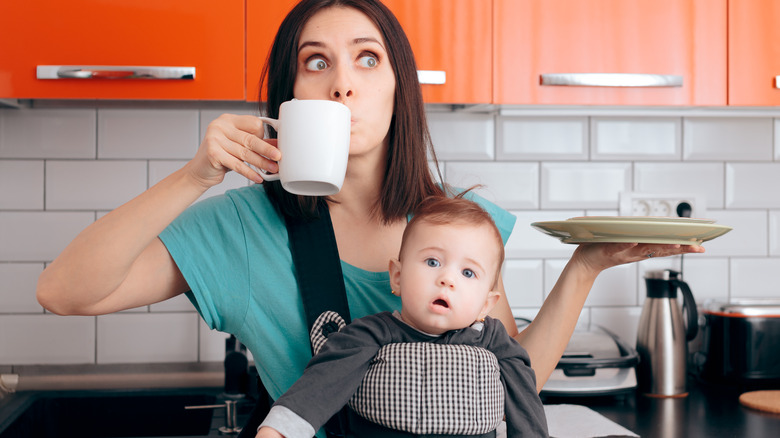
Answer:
[{"xmin": 185, "ymin": 114, "xmax": 282, "ymax": 188}]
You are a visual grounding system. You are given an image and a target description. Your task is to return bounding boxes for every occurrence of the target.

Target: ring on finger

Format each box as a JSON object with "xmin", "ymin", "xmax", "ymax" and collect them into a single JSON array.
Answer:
[{"xmin": 646, "ymin": 252, "xmax": 656, "ymax": 258}]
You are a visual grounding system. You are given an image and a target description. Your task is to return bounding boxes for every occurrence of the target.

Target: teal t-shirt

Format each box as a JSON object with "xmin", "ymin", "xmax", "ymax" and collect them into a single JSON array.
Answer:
[{"xmin": 159, "ymin": 184, "xmax": 516, "ymax": 402}]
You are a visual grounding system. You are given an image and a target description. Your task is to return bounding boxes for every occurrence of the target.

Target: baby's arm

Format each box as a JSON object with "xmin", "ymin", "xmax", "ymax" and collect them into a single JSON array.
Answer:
[
  {"xmin": 259, "ymin": 405, "xmax": 316, "ymax": 438},
  {"xmin": 259, "ymin": 315, "xmax": 389, "ymax": 437},
  {"xmin": 488, "ymin": 319, "xmax": 549, "ymax": 437}
]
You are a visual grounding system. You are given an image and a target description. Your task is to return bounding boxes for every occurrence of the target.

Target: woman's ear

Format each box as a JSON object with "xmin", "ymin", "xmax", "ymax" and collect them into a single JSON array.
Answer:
[
  {"xmin": 389, "ymin": 258, "xmax": 402, "ymax": 294},
  {"xmin": 478, "ymin": 290, "xmax": 501, "ymax": 320}
]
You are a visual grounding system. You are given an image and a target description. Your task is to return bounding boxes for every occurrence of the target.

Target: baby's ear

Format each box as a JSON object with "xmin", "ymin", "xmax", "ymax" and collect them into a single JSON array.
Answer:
[
  {"xmin": 478, "ymin": 290, "xmax": 501, "ymax": 320},
  {"xmin": 389, "ymin": 258, "xmax": 402, "ymax": 293}
]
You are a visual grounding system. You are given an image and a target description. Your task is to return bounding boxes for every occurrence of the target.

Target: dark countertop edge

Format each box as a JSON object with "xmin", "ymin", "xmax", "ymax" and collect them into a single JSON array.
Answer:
[{"xmin": 0, "ymin": 387, "xmax": 232, "ymax": 435}]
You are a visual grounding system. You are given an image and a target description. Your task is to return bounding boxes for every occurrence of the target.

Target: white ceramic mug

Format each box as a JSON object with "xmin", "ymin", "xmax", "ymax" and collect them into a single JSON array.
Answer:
[{"xmin": 258, "ymin": 99, "xmax": 351, "ymax": 196}]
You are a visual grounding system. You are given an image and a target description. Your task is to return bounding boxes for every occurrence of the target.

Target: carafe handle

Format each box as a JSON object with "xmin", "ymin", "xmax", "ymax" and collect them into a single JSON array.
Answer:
[{"xmin": 673, "ymin": 279, "xmax": 699, "ymax": 341}]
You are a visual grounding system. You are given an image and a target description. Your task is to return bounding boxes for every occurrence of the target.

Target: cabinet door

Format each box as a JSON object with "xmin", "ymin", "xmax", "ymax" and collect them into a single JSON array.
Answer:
[
  {"xmin": 246, "ymin": 0, "xmax": 301, "ymax": 103},
  {"xmin": 385, "ymin": 0, "xmax": 492, "ymax": 104},
  {"xmin": 495, "ymin": 0, "xmax": 726, "ymax": 105},
  {"xmin": 246, "ymin": 0, "xmax": 492, "ymax": 105},
  {"xmin": 0, "ymin": 0, "xmax": 244, "ymax": 100},
  {"xmin": 729, "ymin": 0, "xmax": 780, "ymax": 106}
]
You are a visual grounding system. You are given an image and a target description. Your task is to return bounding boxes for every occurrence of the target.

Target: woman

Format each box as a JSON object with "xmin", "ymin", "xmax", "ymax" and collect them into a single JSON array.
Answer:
[{"xmin": 36, "ymin": 0, "xmax": 702, "ymax": 437}]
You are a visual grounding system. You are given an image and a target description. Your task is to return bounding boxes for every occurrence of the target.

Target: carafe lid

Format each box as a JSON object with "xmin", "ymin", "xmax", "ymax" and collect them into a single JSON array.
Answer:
[{"xmin": 644, "ymin": 269, "xmax": 686, "ymax": 298}]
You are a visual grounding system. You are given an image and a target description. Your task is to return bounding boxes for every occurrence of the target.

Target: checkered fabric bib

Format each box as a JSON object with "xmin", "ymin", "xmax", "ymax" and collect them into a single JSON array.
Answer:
[{"xmin": 347, "ymin": 342, "xmax": 504, "ymax": 435}]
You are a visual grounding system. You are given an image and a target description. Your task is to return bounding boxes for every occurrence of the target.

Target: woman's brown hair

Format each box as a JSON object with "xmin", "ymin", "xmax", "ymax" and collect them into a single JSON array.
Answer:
[{"xmin": 258, "ymin": 0, "xmax": 445, "ymax": 222}]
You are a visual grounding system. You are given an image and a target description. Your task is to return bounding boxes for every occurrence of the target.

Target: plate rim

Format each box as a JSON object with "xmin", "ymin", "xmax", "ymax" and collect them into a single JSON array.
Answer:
[{"xmin": 530, "ymin": 217, "xmax": 732, "ymax": 245}]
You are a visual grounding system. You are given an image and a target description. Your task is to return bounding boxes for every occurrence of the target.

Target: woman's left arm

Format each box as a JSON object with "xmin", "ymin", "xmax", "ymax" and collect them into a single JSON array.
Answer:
[{"xmin": 489, "ymin": 242, "xmax": 704, "ymax": 392}]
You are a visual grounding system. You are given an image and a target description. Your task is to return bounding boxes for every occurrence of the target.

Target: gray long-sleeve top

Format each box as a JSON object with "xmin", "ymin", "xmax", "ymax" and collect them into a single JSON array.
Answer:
[{"xmin": 260, "ymin": 312, "xmax": 548, "ymax": 438}]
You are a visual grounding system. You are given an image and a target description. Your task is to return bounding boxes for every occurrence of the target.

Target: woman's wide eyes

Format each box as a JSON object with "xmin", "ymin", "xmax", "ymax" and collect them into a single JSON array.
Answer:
[
  {"xmin": 358, "ymin": 54, "xmax": 378, "ymax": 68},
  {"xmin": 426, "ymin": 258, "xmax": 440, "ymax": 268},
  {"xmin": 305, "ymin": 58, "xmax": 328, "ymax": 71},
  {"xmin": 304, "ymin": 54, "xmax": 377, "ymax": 71},
  {"xmin": 462, "ymin": 269, "xmax": 475, "ymax": 279}
]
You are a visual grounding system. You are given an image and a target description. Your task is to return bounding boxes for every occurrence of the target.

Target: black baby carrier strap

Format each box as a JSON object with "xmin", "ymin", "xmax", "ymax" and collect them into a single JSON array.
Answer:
[
  {"xmin": 240, "ymin": 201, "xmax": 352, "ymax": 438},
  {"xmin": 285, "ymin": 201, "xmax": 352, "ymax": 437},
  {"xmin": 285, "ymin": 201, "xmax": 352, "ymax": 336}
]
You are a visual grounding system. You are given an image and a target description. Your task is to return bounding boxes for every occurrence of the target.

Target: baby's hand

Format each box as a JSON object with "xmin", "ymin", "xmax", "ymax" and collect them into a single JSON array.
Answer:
[{"xmin": 255, "ymin": 426, "xmax": 285, "ymax": 438}]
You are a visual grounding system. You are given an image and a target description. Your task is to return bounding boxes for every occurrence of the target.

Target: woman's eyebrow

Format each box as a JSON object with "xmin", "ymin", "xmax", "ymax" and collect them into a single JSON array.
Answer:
[
  {"xmin": 352, "ymin": 36, "xmax": 384, "ymax": 48},
  {"xmin": 298, "ymin": 37, "xmax": 384, "ymax": 52},
  {"xmin": 298, "ymin": 41, "xmax": 325, "ymax": 51}
]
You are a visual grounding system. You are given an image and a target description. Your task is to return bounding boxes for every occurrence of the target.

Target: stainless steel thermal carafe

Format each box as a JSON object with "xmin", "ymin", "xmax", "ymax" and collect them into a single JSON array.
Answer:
[{"xmin": 636, "ymin": 269, "xmax": 698, "ymax": 397}]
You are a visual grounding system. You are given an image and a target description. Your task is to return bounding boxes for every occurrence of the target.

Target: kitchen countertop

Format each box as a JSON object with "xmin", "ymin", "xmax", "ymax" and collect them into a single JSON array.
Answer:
[
  {"xmin": 2, "ymin": 377, "xmax": 779, "ymax": 437},
  {"xmin": 542, "ymin": 378, "xmax": 780, "ymax": 438},
  {"xmin": 0, "ymin": 387, "xmax": 254, "ymax": 438}
]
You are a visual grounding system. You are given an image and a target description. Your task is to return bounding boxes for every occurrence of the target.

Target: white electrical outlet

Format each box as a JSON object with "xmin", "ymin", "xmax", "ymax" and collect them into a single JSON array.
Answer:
[{"xmin": 619, "ymin": 192, "xmax": 706, "ymax": 218}]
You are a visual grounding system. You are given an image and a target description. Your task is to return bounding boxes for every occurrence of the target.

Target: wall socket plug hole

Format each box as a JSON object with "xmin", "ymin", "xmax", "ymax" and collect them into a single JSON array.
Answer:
[{"xmin": 676, "ymin": 202, "xmax": 693, "ymax": 217}]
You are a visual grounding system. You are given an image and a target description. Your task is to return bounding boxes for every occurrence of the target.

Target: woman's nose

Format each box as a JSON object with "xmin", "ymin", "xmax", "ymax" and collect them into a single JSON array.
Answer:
[{"xmin": 330, "ymin": 64, "xmax": 353, "ymax": 101}]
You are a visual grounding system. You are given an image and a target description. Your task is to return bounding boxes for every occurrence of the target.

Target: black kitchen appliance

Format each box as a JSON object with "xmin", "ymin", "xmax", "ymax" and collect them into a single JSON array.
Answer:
[
  {"xmin": 533, "ymin": 323, "xmax": 639, "ymax": 397},
  {"xmin": 698, "ymin": 299, "xmax": 780, "ymax": 386}
]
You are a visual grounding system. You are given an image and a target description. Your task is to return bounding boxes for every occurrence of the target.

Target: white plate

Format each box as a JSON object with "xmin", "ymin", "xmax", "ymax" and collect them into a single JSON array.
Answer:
[
  {"xmin": 531, "ymin": 216, "xmax": 732, "ymax": 245},
  {"xmin": 568, "ymin": 216, "xmax": 716, "ymax": 224}
]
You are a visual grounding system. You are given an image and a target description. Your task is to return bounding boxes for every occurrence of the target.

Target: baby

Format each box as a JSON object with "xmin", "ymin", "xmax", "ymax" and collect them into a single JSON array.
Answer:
[{"xmin": 257, "ymin": 195, "xmax": 548, "ymax": 438}]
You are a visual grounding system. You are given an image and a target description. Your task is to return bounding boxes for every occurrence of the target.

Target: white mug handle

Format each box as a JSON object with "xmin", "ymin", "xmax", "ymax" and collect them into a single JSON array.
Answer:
[{"xmin": 257, "ymin": 116, "xmax": 281, "ymax": 181}]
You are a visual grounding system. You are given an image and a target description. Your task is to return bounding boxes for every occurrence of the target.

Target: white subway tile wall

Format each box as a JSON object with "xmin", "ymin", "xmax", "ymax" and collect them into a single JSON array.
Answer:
[
  {"xmin": 45, "ymin": 160, "xmax": 148, "ymax": 210},
  {"xmin": 541, "ymin": 162, "xmax": 632, "ymax": 209},
  {"xmin": 428, "ymin": 112, "xmax": 494, "ymax": 160},
  {"xmin": 770, "ymin": 211, "xmax": 780, "ymax": 256},
  {"xmin": 0, "ymin": 263, "xmax": 43, "ymax": 313},
  {"xmin": 634, "ymin": 162, "xmax": 724, "ymax": 210},
  {"xmin": 591, "ymin": 117, "xmax": 681, "ymax": 161},
  {"xmin": 445, "ymin": 161, "xmax": 538, "ymax": 209},
  {"xmin": 0, "ymin": 108, "xmax": 96, "ymax": 159},
  {"xmin": 683, "ymin": 117, "xmax": 773, "ymax": 161},
  {"xmin": 1, "ymin": 105, "xmax": 780, "ymax": 366},
  {"xmin": 96, "ymin": 313, "xmax": 199, "ymax": 364},
  {"xmin": 97, "ymin": 109, "xmax": 199, "ymax": 159},
  {"xmin": 726, "ymin": 163, "xmax": 780, "ymax": 208},
  {"xmin": 0, "ymin": 160, "xmax": 44, "ymax": 209},
  {"xmin": 0, "ymin": 315, "xmax": 95, "ymax": 364},
  {"xmin": 497, "ymin": 116, "xmax": 588, "ymax": 160}
]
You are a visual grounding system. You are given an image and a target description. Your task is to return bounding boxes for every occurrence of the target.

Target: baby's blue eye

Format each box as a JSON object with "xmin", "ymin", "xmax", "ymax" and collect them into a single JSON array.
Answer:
[
  {"xmin": 426, "ymin": 258, "xmax": 440, "ymax": 268},
  {"xmin": 462, "ymin": 269, "xmax": 475, "ymax": 279},
  {"xmin": 358, "ymin": 54, "xmax": 378, "ymax": 68},
  {"xmin": 306, "ymin": 58, "xmax": 328, "ymax": 71}
]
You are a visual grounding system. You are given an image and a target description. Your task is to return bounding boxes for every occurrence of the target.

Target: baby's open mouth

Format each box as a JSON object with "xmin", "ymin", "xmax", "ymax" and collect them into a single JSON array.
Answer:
[{"xmin": 433, "ymin": 299, "xmax": 449, "ymax": 308}]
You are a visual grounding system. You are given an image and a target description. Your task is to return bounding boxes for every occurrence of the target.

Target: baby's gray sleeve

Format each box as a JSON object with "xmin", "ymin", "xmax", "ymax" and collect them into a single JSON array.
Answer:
[{"xmin": 259, "ymin": 405, "xmax": 316, "ymax": 438}]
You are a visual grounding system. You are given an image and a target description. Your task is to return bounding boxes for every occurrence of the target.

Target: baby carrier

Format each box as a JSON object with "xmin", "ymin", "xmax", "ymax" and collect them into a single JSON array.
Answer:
[{"xmin": 241, "ymin": 202, "xmax": 502, "ymax": 438}]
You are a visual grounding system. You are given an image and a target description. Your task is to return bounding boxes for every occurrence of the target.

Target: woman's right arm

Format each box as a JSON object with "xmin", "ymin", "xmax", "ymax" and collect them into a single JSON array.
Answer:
[{"xmin": 37, "ymin": 114, "xmax": 281, "ymax": 316}]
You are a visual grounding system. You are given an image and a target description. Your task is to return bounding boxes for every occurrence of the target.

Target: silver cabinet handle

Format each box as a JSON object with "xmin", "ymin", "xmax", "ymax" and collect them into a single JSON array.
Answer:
[
  {"xmin": 540, "ymin": 73, "xmax": 682, "ymax": 87},
  {"xmin": 775, "ymin": 75, "xmax": 780, "ymax": 89},
  {"xmin": 417, "ymin": 70, "xmax": 446, "ymax": 85},
  {"xmin": 36, "ymin": 65, "xmax": 196, "ymax": 80}
]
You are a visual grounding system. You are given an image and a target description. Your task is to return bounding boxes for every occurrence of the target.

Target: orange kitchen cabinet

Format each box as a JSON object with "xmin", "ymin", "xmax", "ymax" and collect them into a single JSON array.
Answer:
[
  {"xmin": 385, "ymin": 0, "xmax": 492, "ymax": 104},
  {"xmin": 246, "ymin": 0, "xmax": 300, "ymax": 102},
  {"xmin": 0, "ymin": 0, "xmax": 245, "ymax": 100},
  {"xmin": 494, "ymin": 0, "xmax": 727, "ymax": 105},
  {"xmin": 728, "ymin": 0, "xmax": 780, "ymax": 106},
  {"xmin": 246, "ymin": 0, "xmax": 492, "ymax": 104}
]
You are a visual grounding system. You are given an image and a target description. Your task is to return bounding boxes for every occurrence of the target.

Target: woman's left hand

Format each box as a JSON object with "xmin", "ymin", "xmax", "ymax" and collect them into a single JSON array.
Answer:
[{"xmin": 572, "ymin": 242, "xmax": 705, "ymax": 275}]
